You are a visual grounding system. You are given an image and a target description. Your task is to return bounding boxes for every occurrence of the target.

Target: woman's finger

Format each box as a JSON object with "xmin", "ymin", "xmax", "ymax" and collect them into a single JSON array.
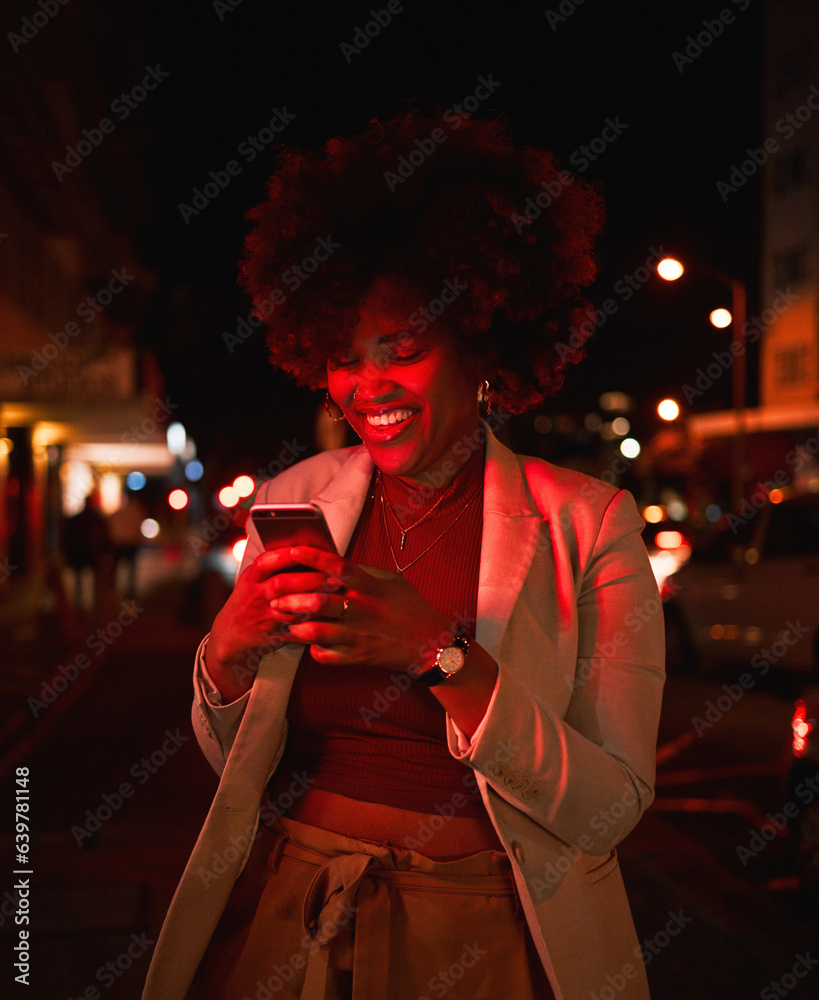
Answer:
[
  {"xmin": 285, "ymin": 619, "xmax": 348, "ymax": 646},
  {"xmin": 272, "ymin": 591, "xmax": 349, "ymax": 618},
  {"xmin": 249, "ymin": 547, "xmax": 313, "ymax": 581},
  {"xmin": 266, "ymin": 571, "xmax": 330, "ymax": 598},
  {"xmin": 288, "ymin": 546, "xmax": 352, "ymax": 584}
]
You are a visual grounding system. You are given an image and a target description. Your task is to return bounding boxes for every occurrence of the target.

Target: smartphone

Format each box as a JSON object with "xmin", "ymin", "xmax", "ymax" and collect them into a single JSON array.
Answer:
[{"xmin": 248, "ymin": 503, "xmax": 337, "ymax": 555}]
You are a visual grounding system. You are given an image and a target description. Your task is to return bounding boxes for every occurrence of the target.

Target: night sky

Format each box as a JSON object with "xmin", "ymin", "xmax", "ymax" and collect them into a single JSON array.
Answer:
[{"xmin": 128, "ymin": 0, "xmax": 764, "ymax": 474}]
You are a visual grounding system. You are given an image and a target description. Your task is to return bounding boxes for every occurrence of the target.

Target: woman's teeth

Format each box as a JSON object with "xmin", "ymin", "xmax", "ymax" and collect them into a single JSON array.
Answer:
[{"xmin": 366, "ymin": 409, "xmax": 414, "ymax": 427}]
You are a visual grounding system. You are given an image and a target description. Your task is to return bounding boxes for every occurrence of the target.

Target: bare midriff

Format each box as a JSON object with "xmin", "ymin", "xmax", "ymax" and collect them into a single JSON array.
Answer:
[{"xmin": 271, "ymin": 782, "xmax": 506, "ymax": 860}]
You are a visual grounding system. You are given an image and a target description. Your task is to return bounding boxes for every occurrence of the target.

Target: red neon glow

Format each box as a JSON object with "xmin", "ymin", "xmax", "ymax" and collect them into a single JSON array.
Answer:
[{"xmin": 792, "ymin": 701, "xmax": 812, "ymax": 758}]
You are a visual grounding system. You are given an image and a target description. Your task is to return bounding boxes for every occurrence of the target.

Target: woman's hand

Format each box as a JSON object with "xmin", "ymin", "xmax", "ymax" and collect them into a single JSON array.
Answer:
[
  {"xmin": 205, "ymin": 547, "xmax": 348, "ymax": 702},
  {"xmin": 271, "ymin": 546, "xmax": 453, "ymax": 673}
]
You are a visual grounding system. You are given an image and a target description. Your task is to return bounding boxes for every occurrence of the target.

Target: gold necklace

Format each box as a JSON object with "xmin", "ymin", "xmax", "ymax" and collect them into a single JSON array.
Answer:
[
  {"xmin": 377, "ymin": 471, "xmax": 457, "ymax": 551},
  {"xmin": 378, "ymin": 480, "xmax": 483, "ymax": 574}
]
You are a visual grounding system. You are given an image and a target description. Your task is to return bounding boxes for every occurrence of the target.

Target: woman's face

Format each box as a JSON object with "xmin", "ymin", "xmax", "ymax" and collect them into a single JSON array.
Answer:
[{"xmin": 326, "ymin": 275, "xmax": 480, "ymax": 487}]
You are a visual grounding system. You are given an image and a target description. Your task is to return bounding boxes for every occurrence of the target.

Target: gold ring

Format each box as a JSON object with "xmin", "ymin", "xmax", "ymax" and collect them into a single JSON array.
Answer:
[{"xmin": 341, "ymin": 597, "xmax": 350, "ymax": 617}]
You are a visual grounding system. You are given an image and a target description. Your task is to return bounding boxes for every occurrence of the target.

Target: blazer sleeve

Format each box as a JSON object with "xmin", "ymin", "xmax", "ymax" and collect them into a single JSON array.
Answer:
[
  {"xmin": 189, "ymin": 479, "xmax": 282, "ymax": 774},
  {"xmin": 447, "ymin": 488, "xmax": 666, "ymax": 855},
  {"xmin": 191, "ymin": 634, "xmax": 252, "ymax": 776}
]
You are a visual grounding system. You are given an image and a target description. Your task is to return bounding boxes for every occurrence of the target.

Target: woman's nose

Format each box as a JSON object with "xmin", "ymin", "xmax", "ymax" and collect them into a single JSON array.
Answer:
[{"xmin": 353, "ymin": 356, "xmax": 394, "ymax": 397}]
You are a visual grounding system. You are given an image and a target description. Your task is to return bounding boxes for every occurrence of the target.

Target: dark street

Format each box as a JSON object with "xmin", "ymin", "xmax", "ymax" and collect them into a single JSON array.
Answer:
[{"xmin": 1, "ymin": 562, "xmax": 817, "ymax": 999}]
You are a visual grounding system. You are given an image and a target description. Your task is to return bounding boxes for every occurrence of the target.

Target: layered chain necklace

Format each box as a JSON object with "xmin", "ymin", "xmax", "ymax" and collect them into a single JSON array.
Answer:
[{"xmin": 376, "ymin": 470, "xmax": 483, "ymax": 575}]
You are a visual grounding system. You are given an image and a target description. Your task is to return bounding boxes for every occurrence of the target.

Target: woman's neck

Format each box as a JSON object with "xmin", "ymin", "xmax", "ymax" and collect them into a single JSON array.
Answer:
[{"xmin": 388, "ymin": 423, "xmax": 486, "ymax": 492}]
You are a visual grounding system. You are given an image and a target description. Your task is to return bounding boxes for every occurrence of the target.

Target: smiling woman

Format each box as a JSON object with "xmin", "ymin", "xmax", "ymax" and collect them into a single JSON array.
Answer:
[
  {"xmin": 142, "ymin": 111, "xmax": 665, "ymax": 1000},
  {"xmin": 326, "ymin": 276, "xmax": 480, "ymax": 486}
]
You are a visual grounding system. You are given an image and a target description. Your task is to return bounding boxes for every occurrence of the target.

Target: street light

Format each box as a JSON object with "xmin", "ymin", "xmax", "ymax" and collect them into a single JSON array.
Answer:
[
  {"xmin": 709, "ymin": 308, "xmax": 732, "ymax": 329},
  {"xmin": 658, "ymin": 256, "xmax": 748, "ymax": 509},
  {"xmin": 657, "ymin": 257, "xmax": 684, "ymax": 281},
  {"xmin": 657, "ymin": 398, "xmax": 680, "ymax": 422}
]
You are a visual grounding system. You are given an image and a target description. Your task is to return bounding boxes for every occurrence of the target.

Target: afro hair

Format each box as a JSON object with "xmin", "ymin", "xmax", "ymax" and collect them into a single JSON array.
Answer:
[{"xmin": 239, "ymin": 109, "xmax": 605, "ymax": 414}]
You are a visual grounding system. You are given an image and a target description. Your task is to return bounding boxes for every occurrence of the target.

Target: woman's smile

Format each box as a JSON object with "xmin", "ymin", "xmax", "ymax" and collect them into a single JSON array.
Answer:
[{"xmin": 363, "ymin": 408, "xmax": 415, "ymax": 428}]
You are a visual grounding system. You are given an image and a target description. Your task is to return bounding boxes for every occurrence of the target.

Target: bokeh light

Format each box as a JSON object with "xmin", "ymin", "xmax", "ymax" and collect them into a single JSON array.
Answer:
[
  {"xmin": 141, "ymin": 518, "xmax": 160, "ymax": 539},
  {"xmin": 126, "ymin": 471, "xmax": 146, "ymax": 491},
  {"xmin": 657, "ymin": 257, "xmax": 684, "ymax": 281},
  {"xmin": 169, "ymin": 489, "xmax": 189, "ymax": 510},
  {"xmin": 655, "ymin": 530, "xmax": 684, "ymax": 549},
  {"xmin": 643, "ymin": 505, "xmax": 666, "ymax": 524},
  {"xmin": 219, "ymin": 486, "xmax": 240, "ymax": 508},
  {"xmin": 233, "ymin": 475, "xmax": 256, "ymax": 498},
  {"xmin": 657, "ymin": 399, "xmax": 680, "ymax": 421},
  {"xmin": 709, "ymin": 308, "xmax": 732, "ymax": 329},
  {"xmin": 167, "ymin": 422, "xmax": 187, "ymax": 455}
]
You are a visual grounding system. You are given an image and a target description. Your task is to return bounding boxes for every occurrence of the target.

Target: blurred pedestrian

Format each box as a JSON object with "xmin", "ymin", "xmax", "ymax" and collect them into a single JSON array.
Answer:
[
  {"xmin": 108, "ymin": 494, "xmax": 147, "ymax": 598},
  {"xmin": 63, "ymin": 495, "xmax": 112, "ymax": 614}
]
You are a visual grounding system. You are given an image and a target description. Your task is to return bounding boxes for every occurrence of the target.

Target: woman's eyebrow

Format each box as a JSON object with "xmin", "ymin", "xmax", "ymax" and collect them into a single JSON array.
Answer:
[{"xmin": 376, "ymin": 330, "xmax": 417, "ymax": 347}]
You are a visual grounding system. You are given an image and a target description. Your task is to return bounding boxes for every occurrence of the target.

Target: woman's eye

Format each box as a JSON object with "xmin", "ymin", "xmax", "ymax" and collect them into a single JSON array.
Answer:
[{"xmin": 328, "ymin": 357, "xmax": 357, "ymax": 371}]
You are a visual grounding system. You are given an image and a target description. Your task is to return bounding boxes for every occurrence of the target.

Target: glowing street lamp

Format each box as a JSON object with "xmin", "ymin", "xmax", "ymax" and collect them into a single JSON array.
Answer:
[
  {"xmin": 657, "ymin": 398, "xmax": 680, "ymax": 422},
  {"xmin": 657, "ymin": 255, "xmax": 748, "ymax": 508},
  {"xmin": 709, "ymin": 308, "xmax": 732, "ymax": 329},
  {"xmin": 657, "ymin": 257, "xmax": 684, "ymax": 281}
]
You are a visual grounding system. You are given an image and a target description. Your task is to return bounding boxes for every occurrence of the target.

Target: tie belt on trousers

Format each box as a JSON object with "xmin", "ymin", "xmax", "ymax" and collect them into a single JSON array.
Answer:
[{"xmin": 272, "ymin": 816, "xmax": 522, "ymax": 1000}]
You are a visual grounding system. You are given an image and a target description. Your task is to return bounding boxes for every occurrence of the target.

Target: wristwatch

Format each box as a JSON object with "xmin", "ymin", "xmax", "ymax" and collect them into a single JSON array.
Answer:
[{"xmin": 416, "ymin": 629, "xmax": 471, "ymax": 687}]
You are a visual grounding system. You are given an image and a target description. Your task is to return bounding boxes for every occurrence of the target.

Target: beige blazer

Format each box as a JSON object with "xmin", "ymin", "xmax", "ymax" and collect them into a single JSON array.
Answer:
[{"xmin": 142, "ymin": 422, "xmax": 665, "ymax": 1000}]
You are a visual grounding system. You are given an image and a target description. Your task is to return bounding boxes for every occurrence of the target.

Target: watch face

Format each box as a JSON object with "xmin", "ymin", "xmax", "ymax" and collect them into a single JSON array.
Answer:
[{"xmin": 437, "ymin": 646, "xmax": 465, "ymax": 675}]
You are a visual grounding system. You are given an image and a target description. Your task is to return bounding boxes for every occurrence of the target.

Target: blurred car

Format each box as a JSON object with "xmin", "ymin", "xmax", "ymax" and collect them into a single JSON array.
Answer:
[
  {"xmin": 644, "ymin": 523, "xmax": 693, "ymax": 595},
  {"xmin": 787, "ymin": 688, "xmax": 819, "ymax": 909},
  {"xmin": 663, "ymin": 492, "xmax": 819, "ymax": 675}
]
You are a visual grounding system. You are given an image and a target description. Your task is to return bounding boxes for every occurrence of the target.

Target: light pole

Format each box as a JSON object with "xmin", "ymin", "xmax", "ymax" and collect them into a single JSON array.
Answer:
[{"xmin": 657, "ymin": 257, "xmax": 748, "ymax": 511}]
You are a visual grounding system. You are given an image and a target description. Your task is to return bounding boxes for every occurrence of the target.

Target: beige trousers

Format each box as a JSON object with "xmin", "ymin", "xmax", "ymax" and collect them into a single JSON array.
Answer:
[{"xmin": 186, "ymin": 811, "xmax": 554, "ymax": 999}]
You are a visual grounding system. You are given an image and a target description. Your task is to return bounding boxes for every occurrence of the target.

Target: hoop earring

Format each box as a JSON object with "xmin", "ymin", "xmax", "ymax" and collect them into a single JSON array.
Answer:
[
  {"xmin": 325, "ymin": 392, "xmax": 346, "ymax": 422},
  {"xmin": 477, "ymin": 380, "xmax": 491, "ymax": 419}
]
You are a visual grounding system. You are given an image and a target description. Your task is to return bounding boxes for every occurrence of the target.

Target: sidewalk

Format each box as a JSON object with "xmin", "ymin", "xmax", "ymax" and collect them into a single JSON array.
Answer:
[
  {"xmin": 0, "ymin": 549, "xmax": 229, "ymax": 770},
  {"xmin": 0, "ymin": 554, "xmax": 228, "ymax": 1000}
]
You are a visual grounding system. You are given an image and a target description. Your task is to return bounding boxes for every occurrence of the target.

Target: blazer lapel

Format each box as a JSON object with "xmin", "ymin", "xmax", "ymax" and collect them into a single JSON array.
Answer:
[
  {"xmin": 476, "ymin": 423, "xmax": 543, "ymax": 659},
  {"xmin": 311, "ymin": 446, "xmax": 374, "ymax": 556}
]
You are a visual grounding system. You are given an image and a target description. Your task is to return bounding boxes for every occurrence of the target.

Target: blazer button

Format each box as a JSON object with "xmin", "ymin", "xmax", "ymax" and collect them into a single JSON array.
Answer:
[{"xmin": 510, "ymin": 840, "xmax": 526, "ymax": 864}]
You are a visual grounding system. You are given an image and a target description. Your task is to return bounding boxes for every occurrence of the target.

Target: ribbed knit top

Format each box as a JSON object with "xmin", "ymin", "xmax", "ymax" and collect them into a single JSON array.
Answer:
[{"xmin": 271, "ymin": 440, "xmax": 487, "ymax": 816}]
